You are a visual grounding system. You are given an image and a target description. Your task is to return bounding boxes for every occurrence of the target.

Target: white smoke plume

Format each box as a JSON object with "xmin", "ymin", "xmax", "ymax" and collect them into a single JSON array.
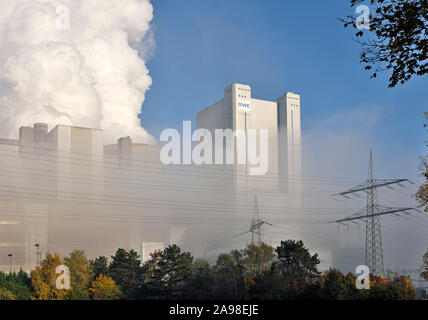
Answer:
[{"xmin": 0, "ymin": 0, "xmax": 155, "ymax": 144}]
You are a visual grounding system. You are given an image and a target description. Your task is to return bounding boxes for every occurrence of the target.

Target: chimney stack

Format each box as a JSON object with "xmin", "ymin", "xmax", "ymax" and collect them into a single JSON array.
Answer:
[
  {"xmin": 33, "ymin": 123, "xmax": 48, "ymax": 144},
  {"xmin": 118, "ymin": 136, "xmax": 132, "ymax": 158}
]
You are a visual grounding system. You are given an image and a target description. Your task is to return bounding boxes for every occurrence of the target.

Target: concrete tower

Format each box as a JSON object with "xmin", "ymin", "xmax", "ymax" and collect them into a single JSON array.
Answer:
[{"xmin": 277, "ymin": 92, "xmax": 302, "ymax": 190}]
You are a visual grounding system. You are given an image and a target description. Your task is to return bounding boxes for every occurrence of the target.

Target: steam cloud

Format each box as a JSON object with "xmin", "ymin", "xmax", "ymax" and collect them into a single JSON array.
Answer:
[{"xmin": 0, "ymin": 0, "xmax": 155, "ymax": 144}]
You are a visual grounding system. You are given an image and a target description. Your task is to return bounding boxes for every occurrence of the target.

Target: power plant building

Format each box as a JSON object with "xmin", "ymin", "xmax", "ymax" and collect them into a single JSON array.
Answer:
[
  {"xmin": 0, "ymin": 123, "xmax": 170, "ymax": 272},
  {"xmin": 196, "ymin": 83, "xmax": 302, "ymax": 190},
  {"xmin": 0, "ymin": 84, "xmax": 304, "ymax": 271}
]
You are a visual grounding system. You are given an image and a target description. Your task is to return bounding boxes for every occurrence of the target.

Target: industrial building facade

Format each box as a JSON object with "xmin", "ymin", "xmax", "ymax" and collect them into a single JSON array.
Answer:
[
  {"xmin": 196, "ymin": 83, "xmax": 302, "ymax": 187},
  {"xmin": 0, "ymin": 123, "xmax": 169, "ymax": 272},
  {"xmin": 0, "ymin": 84, "xmax": 304, "ymax": 271}
]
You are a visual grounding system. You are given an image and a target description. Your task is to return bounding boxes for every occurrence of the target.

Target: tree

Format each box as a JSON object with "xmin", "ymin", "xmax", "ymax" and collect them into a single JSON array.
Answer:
[
  {"xmin": 242, "ymin": 243, "xmax": 275, "ymax": 278},
  {"xmin": 368, "ymin": 274, "xmax": 390, "ymax": 299},
  {"xmin": 31, "ymin": 253, "xmax": 69, "ymax": 300},
  {"xmin": 142, "ymin": 245, "xmax": 193, "ymax": 299},
  {"xmin": 0, "ymin": 287, "xmax": 16, "ymax": 300},
  {"xmin": 415, "ymin": 156, "xmax": 428, "ymax": 211},
  {"xmin": 388, "ymin": 275, "xmax": 415, "ymax": 299},
  {"xmin": 141, "ymin": 250, "xmax": 162, "ymax": 282},
  {"xmin": 421, "ymin": 249, "xmax": 428, "ymax": 280},
  {"xmin": 64, "ymin": 250, "xmax": 93, "ymax": 292},
  {"xmin": 90, "ymin": 256, "xmax": 109, "ymax": 279},
  {"xmin": 344, "ymin": 272, "xmax": 367, "ymax": 299},
  {"xmin": 271, "ymin": 240, "xmax": 320, "ymax": 298},
  {"xmin": 68, "ymin": 288, "xmax": 90, "ymax": 300},
  {"xmin": 0, "ymin": 269, "xmax": 32, "ymax": 300},
  {"xmin": 89, "ymin": 274, "xmax": 122, "ymax": 300},
  {"xmin": 214, "ymin": 250, "xmax": 247, "ymax": 299},
  {"xmin": 139, "ymin": 250, "xmax": 163, "ymax": 299},
  {"xmin": 182, "ymin": 258, "xmax": 215, "ymax": 300},
  {"xmin": 108, "ymin": 249, "xmax": 142, "ymax": 299},
  {"xmin": 342, "ymin": 0, "xmax": 427, "ymax": 87},
  {"xmin": 320, "ymin": 269, "xmax": 346, "ymax": 300},
  {"xmin": 415, "ymin": 115, "xmax": 428, "ymax": 211}
]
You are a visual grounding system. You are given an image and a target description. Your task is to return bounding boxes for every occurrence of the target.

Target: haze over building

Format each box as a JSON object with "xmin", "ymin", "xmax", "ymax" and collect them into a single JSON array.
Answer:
[
  {"xmin": 194, "ymin": 84, "xmax": 312, "ymax": 260},
  {"xmin": 0, "ymin": 86, "xmax": 347, "ymax": 274},
  {"xmin": 0, "ymin": 123, "xmax": 166, "ymax": 272},
  {"xmin": 196, "ymin": 83, "xmax": 302, "ymax": 191}
]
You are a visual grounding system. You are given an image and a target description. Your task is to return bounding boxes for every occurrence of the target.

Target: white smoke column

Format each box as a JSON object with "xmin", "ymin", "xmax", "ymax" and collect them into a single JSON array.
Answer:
[{"xmin": 0, "ymin": 0, "xmax": 155, "ymax": 144}]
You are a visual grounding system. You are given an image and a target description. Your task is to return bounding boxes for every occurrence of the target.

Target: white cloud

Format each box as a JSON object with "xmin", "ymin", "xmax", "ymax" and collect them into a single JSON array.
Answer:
[
  {"xmin": 302, "ymin": 104, "xmax": 384, "ymax": 178},
  {"xmin": 0, "ymin": 0, "xmax": 156, "ymax": 144}
]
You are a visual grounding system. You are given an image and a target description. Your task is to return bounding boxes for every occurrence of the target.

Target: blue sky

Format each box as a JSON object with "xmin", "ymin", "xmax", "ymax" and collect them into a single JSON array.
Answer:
[{"xmin": 141, "ymin": 0, "xmax": 427, "ymax": 178}]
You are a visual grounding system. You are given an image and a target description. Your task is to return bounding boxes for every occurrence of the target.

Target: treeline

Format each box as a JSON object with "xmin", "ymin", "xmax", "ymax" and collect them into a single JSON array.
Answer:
[{"xmin": 0, "ymin": 240, "xmax": 419, "ymax": 300}]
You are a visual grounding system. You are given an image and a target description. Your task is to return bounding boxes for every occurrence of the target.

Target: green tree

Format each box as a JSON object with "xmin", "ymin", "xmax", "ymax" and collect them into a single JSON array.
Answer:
[
  {"xmin": 139, "ymin": 250, "xmax": 162, "ymax": 298},
  {"xmin": 246, "ymin": 270, "xmax": 283, "ymax": 300},
  {"xmin": 0, "ymin": 287, "xmax": 16, "ymax": 300},
  {"xmin": 183, "ymin": 258, "xmax": 215, "ymax": 300},
  {"xmin": 342, "ymin": 0, "xmax": 427, "ymax": 87},
  {"xmin": 344, "ymin": 272, "xmax": 366, "ymax": 299},
  {"xmin": 90, "ymin": 256, "xmax": 109, "ymax": 279},
  {"xmin": 143, "ymin": 245, "xmax": 193, "ymax": 299},
  {"xmin": 320, "ymin": 269, "xmax": 347, "ymax": 300},
  {"xmin": 141, "ymin": 250, "xmax": 162, "ymax": 282},
  {"xmin": 64, "ymin": 250, "xmax": 93, "ymax": 292},
  {"xmin": 0, "ymin": 269, "xmax": 32, "ymax": 300},
  {"xmin": 109, "ymin": 249, "xmax": 142, "ymax": 299},
  {"xmin": 213, "ymin": 250, "xmax": 247, "ymax": 299},
  {"xmin": 68, "ymin": 288, "xmax": 90, "ymax": 300},
  {"xmin": 271, "ymin": 240, "xmax": 320, "ymax": 298}
]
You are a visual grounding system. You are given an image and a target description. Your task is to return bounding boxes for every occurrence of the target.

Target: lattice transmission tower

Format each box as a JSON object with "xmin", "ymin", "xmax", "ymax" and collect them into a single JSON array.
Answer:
[
  {"xmin": 235, "ymin": 196, "xmax": 273, "ymax": 245},
  {"xmin": 333, "ymin": 150, "xmax": 417, "ymax": 276}
]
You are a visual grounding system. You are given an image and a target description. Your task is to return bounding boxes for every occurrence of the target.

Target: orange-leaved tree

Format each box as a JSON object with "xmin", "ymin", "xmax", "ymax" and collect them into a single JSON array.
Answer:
[{"xmin": 31, "ymin": 253, "xmax": 69, "ymax": 300}]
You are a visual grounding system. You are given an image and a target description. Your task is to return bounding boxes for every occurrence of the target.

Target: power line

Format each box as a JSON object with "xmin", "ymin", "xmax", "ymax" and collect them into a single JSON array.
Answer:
[
  {"xmin": 332, "ymin": 149, "xmax": 419, "ymax": 277},
  {"xmin": 0, "ymin": 184, "xmax": 358, "ymax": 216},
  {"xmin": 0, "ymin": 165, "xmax": 341, "ymax": 198},
  {"xmin": 0, "ymin": 145, "xmax": 365, "ymax": 183},
  {"xmin": 233, "ymin": 196, "xmax": 274, "ymax": 245}
]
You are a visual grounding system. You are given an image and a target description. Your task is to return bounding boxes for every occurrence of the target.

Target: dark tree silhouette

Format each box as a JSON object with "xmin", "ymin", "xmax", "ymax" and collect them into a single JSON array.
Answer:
[
  {"xmin": 108, "ymin": 249, "xmax": 142, "ymax": 299},
  {"xmin": 342, "ymin": 0, "xmax": 427, "ymax": 87}
]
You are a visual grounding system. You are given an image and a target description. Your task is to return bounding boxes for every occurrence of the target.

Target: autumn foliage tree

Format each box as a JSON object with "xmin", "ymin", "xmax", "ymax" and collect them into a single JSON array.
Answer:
[
  {"xmin": 0, "ymin": 243, "xmax": 418, "ymax": 300},
  {"xmin": 31, "ymin": 253, "xmax": 69, "ymax": 300},
  {"xmin": 369, "ymin": 274, "xmax": 415, "ymax": 299},
  {"xmin": 89, "ymin": 274, "xmax": 122, "ymax": 300},
  {"xmin": 320, "ymin": 269, "xmax": 347, "ymax": 300}
]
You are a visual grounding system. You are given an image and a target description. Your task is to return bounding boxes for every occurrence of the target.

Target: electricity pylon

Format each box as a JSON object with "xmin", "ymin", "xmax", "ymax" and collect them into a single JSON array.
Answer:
[
  {"xmin": 333, "ymin": 149, "xmax": 417, "ymax": 276},
  {"xmin": 250, "ymin": 196, "xmax": 262, "ymax": 244},
  {"xmin": 235, "ymin": 196, "xmax": 273, "ymax": 245}
]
